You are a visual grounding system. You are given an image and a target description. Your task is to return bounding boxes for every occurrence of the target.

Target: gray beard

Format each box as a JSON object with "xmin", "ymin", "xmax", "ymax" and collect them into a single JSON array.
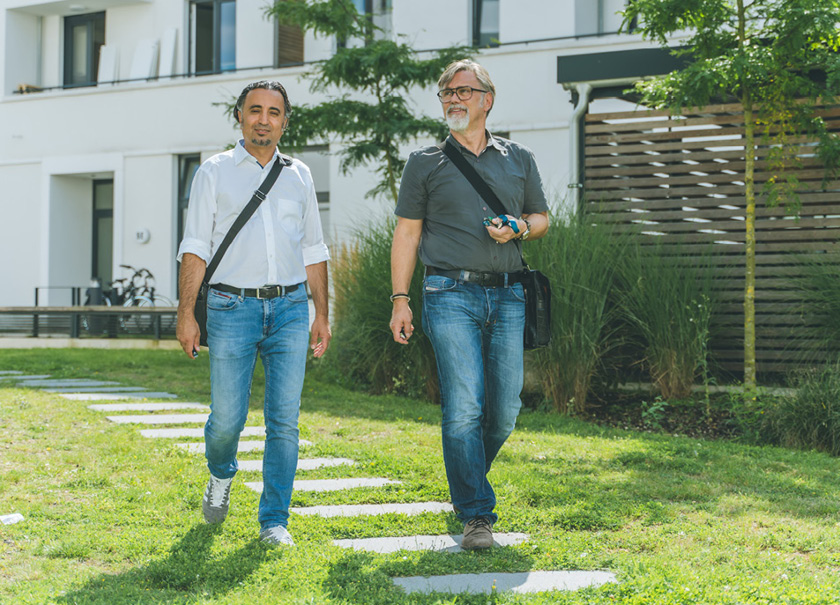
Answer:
[{"xmin": 446, "ymin": 108, "xmax": 470, "ymax": 133}]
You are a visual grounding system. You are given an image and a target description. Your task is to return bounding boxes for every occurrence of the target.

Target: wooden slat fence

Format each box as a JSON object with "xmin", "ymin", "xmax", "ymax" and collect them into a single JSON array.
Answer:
[{"xmin": 584, "ymin": 101, "xmax": 840, "ymax": 376}]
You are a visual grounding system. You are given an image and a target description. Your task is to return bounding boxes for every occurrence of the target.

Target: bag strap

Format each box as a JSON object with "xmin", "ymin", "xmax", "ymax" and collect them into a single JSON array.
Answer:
[
  {"xmin": 204, "ymin": 155, "xmax": 287, "ymax": 282},
  {"xmin": 438, "ymin": 139, "xmax": 528, "ymax": 268}
]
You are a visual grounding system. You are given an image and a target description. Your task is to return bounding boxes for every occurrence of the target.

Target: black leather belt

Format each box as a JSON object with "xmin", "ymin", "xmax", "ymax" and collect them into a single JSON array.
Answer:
[
  {"xmin": 425, "ymin": 267, "xmax": 523, "ymax": 287},
  {"xmin": 211, "ymin": 283, "xmax": 301, "ymax": 299}
]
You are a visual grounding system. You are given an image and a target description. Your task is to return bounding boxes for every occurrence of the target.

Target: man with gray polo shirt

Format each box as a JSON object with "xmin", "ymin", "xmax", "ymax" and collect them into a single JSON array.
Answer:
[{"xmin": 389, "ymin": 59, "xmax": 549, "ymax": 550}]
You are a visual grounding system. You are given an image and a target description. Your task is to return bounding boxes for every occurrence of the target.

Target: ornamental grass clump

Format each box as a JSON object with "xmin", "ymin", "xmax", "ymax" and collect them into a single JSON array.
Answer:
[
  {"xmin": 619, "ymin": 241, "xmax": 716, "ymax": 401},
  {"xmin": 763, "ymin": 360, "xmax": 840, "ymax": 456},
  {"xmin": 525, "ymin": 212, "xmax": 625, "ymax": 415},
  {"xmin": 329, "ymin": 217, "xmax": 438, "ymax": 399},
  {"xmin": 795, "ymin": 252, "xmax": 840, "ymax": 363}
]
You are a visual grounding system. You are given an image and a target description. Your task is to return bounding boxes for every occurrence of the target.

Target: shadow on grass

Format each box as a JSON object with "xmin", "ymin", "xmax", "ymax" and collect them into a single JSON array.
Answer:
[
  {"xmin": 321, "ymin": 548, "xmax": 537, "ymax": 605},
  {"xmin": 57, "ymin": 524, "xmax": 274, "ymax": 605}
]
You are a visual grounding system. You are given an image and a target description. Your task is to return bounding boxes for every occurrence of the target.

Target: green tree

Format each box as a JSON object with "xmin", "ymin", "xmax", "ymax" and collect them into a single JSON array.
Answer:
[
  {"xmin": 266, "ymin": 0, "xmax": 471, "ymax": 202},
  {"xmin": 622, "ymin": 0, "xmax": 840, "ymax": 390}
]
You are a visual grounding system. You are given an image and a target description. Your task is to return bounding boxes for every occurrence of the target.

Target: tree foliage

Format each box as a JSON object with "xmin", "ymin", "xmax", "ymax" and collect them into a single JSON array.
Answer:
[
  {"xmin": 622, "ymin": 0, "xmax": 840, "ymax": 389},
  {"xmin": 266, "ymin": 0, "xmax": 471, "ymax": 202}
]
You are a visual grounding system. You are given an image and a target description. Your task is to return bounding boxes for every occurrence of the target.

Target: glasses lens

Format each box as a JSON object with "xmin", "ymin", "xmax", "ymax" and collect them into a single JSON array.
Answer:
[
  {"xmin": 438, "ymin": 89, "xmax": 453, "ymax": 101},
  {"xmin": 455, "ymin": 87, "xmax": 473, "ymax": 100}
]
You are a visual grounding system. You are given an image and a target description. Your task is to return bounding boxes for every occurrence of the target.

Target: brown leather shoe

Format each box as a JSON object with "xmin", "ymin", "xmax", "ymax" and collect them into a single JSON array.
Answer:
[{"xmin": 461, "ymin": 516, "xmax": 494, "ymax": 550}]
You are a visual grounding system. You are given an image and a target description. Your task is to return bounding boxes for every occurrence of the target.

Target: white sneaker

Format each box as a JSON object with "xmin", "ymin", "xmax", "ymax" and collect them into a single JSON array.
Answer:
[
  {"xmin": 259, "ymin": 525, "xmax": 295, "ymax": 547},
  {"xmin": 202, "ymin": 475, "xmax": 232, "ymax": 524}
]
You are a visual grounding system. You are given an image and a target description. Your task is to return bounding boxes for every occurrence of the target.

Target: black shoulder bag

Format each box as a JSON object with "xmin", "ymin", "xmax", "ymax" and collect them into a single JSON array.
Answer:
[
  {"xmin": 440, "ymin": 140, "xmax": 551, "ymax": 350},
  {"xmin": 193, "ymin": 157, "xmax": 286, "ymax": 346}
]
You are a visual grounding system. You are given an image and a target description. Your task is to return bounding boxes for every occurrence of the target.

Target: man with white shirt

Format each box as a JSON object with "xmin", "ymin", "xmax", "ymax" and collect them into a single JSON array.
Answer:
[{"xmin": 176, "ymin": 80, "xmax": 330, "ymax": 547}]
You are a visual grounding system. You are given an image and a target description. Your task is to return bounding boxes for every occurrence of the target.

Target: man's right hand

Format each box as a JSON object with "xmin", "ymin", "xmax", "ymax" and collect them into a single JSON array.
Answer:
[
  {"xmin": 176, "ymin": 312, "xmax": 201, "ymax": 359},
  {"xmin": 389, "ymin": 300, "xmax": 414, "ymax": 344}
]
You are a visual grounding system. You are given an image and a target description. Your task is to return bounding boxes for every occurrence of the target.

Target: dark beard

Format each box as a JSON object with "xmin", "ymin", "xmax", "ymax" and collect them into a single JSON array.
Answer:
[{"xmin": 250, "ymin": 137, "xmax": 273, "ymax": 147}]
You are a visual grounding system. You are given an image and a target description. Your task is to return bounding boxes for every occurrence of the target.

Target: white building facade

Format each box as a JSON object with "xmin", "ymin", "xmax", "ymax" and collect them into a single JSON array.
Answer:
[{"xmin": 0, "ymin": 0, "xmax": 651, "ymax": 306}]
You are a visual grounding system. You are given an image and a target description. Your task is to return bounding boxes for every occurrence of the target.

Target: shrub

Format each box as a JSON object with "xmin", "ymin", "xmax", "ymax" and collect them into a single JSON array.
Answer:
[
  {"xmin": 618, "ymin": 241, "xmax": 717, "ymax": 401},
  {"xmin": 760, "ymin": 361, "xmax": 840, "ymax": 456},
  {"xmin": 794, "ymin": 252, "xmax": 840, "ymax": 363},
  {"xmin": 525, "ymin": 212, "xmax": 626, "ymax": 414},
  {"xmin": 327, "ymin": 217, "xmax": 438, "ymax": 399}
]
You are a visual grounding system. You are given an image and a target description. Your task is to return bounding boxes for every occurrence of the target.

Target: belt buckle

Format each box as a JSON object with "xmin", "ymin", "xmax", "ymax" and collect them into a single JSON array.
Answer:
[{"xmin": 256, "ymin": 287, "xmax": 266, "ymax": 300}]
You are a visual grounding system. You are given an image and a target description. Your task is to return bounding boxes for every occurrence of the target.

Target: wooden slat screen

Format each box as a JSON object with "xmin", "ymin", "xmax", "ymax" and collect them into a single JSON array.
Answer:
[{"xmin": 584, "ymin": 102, "xmax": 840, "ymax": 376}]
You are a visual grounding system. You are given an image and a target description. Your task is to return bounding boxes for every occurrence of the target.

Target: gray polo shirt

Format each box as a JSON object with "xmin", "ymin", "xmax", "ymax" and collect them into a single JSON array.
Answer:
[{"xmin": 395, "ymin": 132, "xmax": 548, "ymax": 274}]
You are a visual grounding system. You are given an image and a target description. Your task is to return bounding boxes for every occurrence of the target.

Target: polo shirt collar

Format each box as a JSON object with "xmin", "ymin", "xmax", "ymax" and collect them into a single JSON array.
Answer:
[
  {"xmin": 446, "ymin": 130, "xmax": 507, "ymax": 156},
  {"xmin": 234, "ymin": 139, "xmax": 281, "ymax": 167}
]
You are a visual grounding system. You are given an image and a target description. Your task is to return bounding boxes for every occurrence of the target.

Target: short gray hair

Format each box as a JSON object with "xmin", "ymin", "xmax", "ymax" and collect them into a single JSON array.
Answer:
[{"xmin": 437, "ymin": 59, "xmax": 496, "ymax": 108}]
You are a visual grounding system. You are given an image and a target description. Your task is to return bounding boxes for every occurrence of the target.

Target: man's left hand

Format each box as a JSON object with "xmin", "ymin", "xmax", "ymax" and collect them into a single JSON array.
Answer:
[
  {"xmin": 486, "ymin": 215, "xmax": 523, "ymax": 244},
  {"xmin": 310, "ymin": 315, "xmax": 331, "ymax": 358}
]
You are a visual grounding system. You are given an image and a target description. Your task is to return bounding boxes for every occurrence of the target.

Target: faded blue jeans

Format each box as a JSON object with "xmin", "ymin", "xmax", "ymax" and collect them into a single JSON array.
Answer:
[
  {"xmin": 205, "ymin": 285, "xmax": 309, "ymax": 531},
  {"xmin": 422, "ymin": 273, "xmax": 525, "ymax": 524}
]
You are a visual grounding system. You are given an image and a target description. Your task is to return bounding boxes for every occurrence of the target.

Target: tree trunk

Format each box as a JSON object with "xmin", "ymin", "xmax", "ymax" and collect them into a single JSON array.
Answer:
[{"xmin": 737, "ymin": 0, "xmax": 756, "ymax": 391}]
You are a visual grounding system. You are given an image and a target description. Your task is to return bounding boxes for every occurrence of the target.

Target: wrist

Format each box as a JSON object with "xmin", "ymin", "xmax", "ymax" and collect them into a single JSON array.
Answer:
[
  {"xmin": 519, "ymin": 217, "xmax": 531, "ymax": 240},
  {"xmin": 390, "ymin": 293, "xmax": 411, "ymax": 303}
]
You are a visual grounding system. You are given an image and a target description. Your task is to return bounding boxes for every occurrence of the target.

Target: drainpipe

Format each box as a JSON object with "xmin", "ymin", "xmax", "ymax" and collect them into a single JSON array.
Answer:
[{"xmin": 565, "ymin": 82, "xmax": 592, "ymax": 214}]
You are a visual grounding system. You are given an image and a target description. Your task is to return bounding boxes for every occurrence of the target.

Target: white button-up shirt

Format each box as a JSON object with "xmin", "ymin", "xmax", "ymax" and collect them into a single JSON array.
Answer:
[{"xmin": 177, "ymin": 141, "xmax": 330, "ymax": 287}]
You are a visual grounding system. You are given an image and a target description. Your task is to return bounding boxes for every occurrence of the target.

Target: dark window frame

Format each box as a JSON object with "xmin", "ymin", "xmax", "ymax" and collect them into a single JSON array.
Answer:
[
  {"xmin": 63, "ymin": 11, "xmax": 106, "ymax": 88},
  {"xmin": 472, "ymin": 0, "xmax": 499, "ymax": 48},
  {"xmin": 92, "ymin": 178, "xmax": 114, "ymax": 284},
  {"xmin": 176, "ymin": 154, "xmax": 201, "ymax": 294},
  {"xmin": 190, "ymin": 0, "xmax": 236, "ymax": 76}
]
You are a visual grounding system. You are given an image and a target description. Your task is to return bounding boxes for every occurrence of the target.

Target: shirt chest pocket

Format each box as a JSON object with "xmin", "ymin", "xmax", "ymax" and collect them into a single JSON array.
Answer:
[{"xmin": 270, "ymin": 196, "xmax": 305, "ymax": 235}]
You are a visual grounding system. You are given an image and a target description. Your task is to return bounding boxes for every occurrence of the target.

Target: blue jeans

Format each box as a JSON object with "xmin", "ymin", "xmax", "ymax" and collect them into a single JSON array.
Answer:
[
  {"xmin": 205, "ymin": 285, "xmax": 309, "ymax": 531},
  {"xmin": 422, "ymin": 274, "xmax": 525, "ymax": 524}
]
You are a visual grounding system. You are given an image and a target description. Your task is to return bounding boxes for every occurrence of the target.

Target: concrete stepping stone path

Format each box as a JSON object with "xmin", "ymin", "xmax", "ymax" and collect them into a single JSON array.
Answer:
[
  {"xmin": 292, "ymin": 502, "xmax": 453, "ymax": 518},
  {"xmin": 89, "ymin": 403, "xmax": 208, "ymax": 412},
  {"xmin": 0, "ymin": 374, "xmax": 51, "ymax": 381},
  {"xmin": 61, "ymin": 392, "xmax": 178, "ymax": 400},
  {"xmin": 245, "ymin": 478, "xmax": 399, "ymax": 493},
  {"xmin": 46, "ymin": 386, "xmax": 149, "ymax": 393},
  {"xmin": 17, "ymin": 379, "xmax": 119, "ymax": 388},
  {"xmin": 107, "ymin": 413, "xmax": 209, "ymax": 425},
  {"xmin": 392, "ymin": 570, "xmax": 617, "ymax": 595},
  {"xmin": 238, "ymin": 458, "xmax": 354, "ymax": 472},
  {"xmin": 333, "ymin": 532, "xmax": 528, "ymax": 554},
  {"xmin": 140, "ymin": 427, "xmax": 265, "ymax": 439},
  {"xmin": 174, "ymin": 439, "xmax": 312, "ymax": 453}
]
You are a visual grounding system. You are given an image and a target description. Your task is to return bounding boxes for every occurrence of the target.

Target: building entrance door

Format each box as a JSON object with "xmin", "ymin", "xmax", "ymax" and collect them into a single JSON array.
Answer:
[{"xmin": 92, "ymin": 179, "xmax": 114, "ymax": 286}]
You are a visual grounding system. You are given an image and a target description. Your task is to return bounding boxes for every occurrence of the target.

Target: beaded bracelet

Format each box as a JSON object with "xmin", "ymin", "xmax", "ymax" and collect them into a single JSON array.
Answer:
[{"xmin": 390, "ymin": 293, "xmax": 410, "ymax": 302}]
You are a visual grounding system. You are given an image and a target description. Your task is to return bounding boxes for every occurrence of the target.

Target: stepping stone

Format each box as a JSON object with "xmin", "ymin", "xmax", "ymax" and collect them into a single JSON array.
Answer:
[
  {"xmin": 89, "ymin": 403, "xmax": 208, "ymax": 412},
  {"xmin": 106, "ymin": 413, "xmax": 209, "ymax": 425},
  {"xmin": 245, "ymin": 478, "xmax": 399, "ymax": 493},
  {"xmin": 292, "ymin": 502, "xmax": 453, "ymax": 518},
  {"xmin": 174, "ymin": 440, "xmax": 312, "ymax": 454},
  {"xmin": 60, "ymin": 392, "xmax": 178, "ymax": 400},
  {"xmin": 392, "ymin": 570, "xmax": 618, "ymax": 595},
  {"xmin": 140, "ymin": 427, "xmax": 266, "ymax": 439},
  {"xmin": 334, "ymin": 532, "xmax": 529, "ymax": 554},
  {"xmin": 17, "ymin": 379, "xmax": 119, "ymax": 388},
  {"xmin": 0, "ymin": 374, "xmax": 51, "ymax": 381},
  {"xmin": 238, "ymin": 457, "xmax": 355, "ymax": 472},
  {"xmin": 46, "ymin": 386, "xmax": 149, "ymax": 393},
  {"xmin": 177, "ymin": 440, "xmax": 262, "ymax": 453},
  {"xmin": 0, "ymin": 371, "xmax": 23, "ymax": 375}
]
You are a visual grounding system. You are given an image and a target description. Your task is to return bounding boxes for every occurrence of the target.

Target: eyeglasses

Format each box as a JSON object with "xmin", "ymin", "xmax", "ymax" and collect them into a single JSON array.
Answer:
[{"xmin": 436, "ymin": 86, "xmax": 488, "ymax": 102}]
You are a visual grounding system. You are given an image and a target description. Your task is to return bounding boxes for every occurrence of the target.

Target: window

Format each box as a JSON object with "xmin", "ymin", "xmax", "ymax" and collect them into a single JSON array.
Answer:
[
  {"xmin": 176, "ymin": 154, "xmax": 201, "ymax": 292},
  {"xmin": 472, "ymin": 0, "xmax": 499, "ymax": 47},
  {"xmin": 575, "ymin": 0, "xmax": 629, "ymax": 36},
  {"xmin": 276, "ymin": 19, "xmax": 304, "ymax": 66},
  {"xmin": 339, "ymin": 0, "xmax": 392, "ymax": 47},
  {"xmin": 64, "ymin": 12, "xmax": 105, "ymax": 88},
  {"xmin": 92, "ymin": 179, "xmax": 113, "ymax": 285},
  {"xmin": 190, "ymin": 0, "xmax": 236, "ymax": 75}
]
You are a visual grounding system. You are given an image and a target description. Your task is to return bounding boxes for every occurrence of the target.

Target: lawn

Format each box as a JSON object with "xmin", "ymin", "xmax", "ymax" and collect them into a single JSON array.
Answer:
[{"xmin": 1, "ymin": 349, "xmax": 839, "ymax": 604}]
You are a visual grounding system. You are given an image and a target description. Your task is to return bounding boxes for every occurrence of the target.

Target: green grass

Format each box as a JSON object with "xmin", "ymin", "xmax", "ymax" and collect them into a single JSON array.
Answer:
[{"xmin": 1, "ymin": 349, "xmax": 840, "ymax": 604}]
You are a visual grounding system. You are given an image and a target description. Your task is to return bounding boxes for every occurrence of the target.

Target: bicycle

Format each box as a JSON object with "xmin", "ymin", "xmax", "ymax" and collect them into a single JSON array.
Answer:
[{"xmin": 106, "ymin": 266, "xmax": 176, "ymax": 334}]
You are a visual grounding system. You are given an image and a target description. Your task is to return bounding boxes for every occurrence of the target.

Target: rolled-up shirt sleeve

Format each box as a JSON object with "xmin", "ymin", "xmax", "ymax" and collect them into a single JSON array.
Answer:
[
  {"xmin": 176, "ymin": 163, "xmax": 215, "ymax": 264},
  {"xmin": 299, "ymin": 164, "xmax": 330, "ymax": 267}
]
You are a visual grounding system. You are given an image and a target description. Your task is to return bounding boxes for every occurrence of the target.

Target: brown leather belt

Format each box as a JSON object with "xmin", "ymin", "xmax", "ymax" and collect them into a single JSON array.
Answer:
[
  {"xmin": 211, "ymin": 283, "xmax": 301, "ymax": 299},
  {"xmin": 425, "ymin": 267, "xmax": 523, "ymax": 287}
]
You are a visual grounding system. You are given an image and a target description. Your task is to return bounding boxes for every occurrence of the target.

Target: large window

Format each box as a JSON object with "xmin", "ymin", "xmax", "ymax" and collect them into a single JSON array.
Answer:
[
  {"xmin": 92, "ymin": 179, "xmax": 113, "ymax": 285},
  {"xmin": 190, "ymin": 0, "xmax": 236, "ymax": 75},
  {"xmin": 176, "ymin": 154, "xmax": 201, "ymax": 292},
  {"xmin": 575, "ymin": 0, "xmax": 628, "ymax": 36},
  {"xmin": 472, "ymin": 0, "xmax": 499, "ymax": 47},
  {"xmin": 340, "ymin": 0, "xmax": 392, "ymax": 46},
  {"xmin": 64, "ymin": 12, "xmax": 105, "ymax": 88}
]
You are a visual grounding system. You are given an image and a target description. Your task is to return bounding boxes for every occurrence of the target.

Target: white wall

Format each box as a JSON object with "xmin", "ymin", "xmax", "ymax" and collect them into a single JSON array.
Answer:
[
  {"xmin": 0, "ymin": 163, "xmax": 41, "ymax": 306},
  {"xmin": 502, "ymin": 0, "xmax": 572, "ymax": 43},
  {"xmin": 393, "ymin": 0, "xmax": 470, "ymax": 50},
  {"xmin": 236, "ymin": 0, "xmax": 274, "ymax": 70},
  {"xmin": 48, "ymin": 175, "xmax": 93, "ymax": 302},
  {"xmin": 4, "ymin": 10, "xmax": 41, "ymax": 94},
  {"xmin": 41, "ymin": 15, "xmax": 60, "ymax": 89}
]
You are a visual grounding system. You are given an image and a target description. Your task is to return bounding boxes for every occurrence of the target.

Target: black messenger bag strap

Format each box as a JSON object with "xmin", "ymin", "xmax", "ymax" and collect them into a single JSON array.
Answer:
[
  {"xmin": 204, "ymin": 156, "xmax": 286, "ymax": 283},
  {"xmin": 439, "ymin": 139, "xmax": 528, "ymax": 266},
  {"xmin": 439, "ymin": 140, "xmax": 510, "ymax": 217}
]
